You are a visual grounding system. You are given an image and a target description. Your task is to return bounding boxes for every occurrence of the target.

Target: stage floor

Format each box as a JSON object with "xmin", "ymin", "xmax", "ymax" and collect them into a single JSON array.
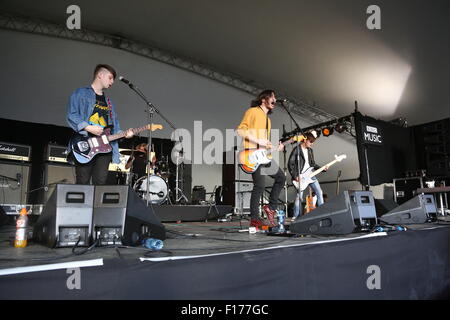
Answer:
[{"xmin": 1, "ymin": 214, "xmax": 450, "ymax": 300}]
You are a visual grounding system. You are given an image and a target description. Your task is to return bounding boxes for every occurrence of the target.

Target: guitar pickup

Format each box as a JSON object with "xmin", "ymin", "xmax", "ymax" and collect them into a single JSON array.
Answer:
[{"xmin": 77, "ymin": 141, "xmax": 90, "ymax": 152}]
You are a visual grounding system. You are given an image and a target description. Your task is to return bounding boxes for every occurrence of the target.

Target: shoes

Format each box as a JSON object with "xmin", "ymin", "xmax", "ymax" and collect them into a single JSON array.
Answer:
[
  {"xmin": 250, "ymin": 218, "xmax": 265, "ymax": 228},
  {"xmin": 262, "ymin": 205, "xmax": 277, "ymax": 226}
]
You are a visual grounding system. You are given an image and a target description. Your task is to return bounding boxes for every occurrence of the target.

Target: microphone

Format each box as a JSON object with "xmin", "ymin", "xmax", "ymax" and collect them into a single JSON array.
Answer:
[
  {"xmin": 16, "ymin": 173, "xmax": 22, "ymax": 186},
  {"xmin": 276, "ymin": 99, "xmax": 287, "ymax": 103},
  {"xmin": 119, "ymin": 76, "xmax": 132, "ymax": 85}
]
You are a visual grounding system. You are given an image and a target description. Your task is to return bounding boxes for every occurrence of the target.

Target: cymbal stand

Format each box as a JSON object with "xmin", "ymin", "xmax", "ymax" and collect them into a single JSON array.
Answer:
[{"xmin": 174, "ymin": 146, "xmax": 188, "ymax": 204}]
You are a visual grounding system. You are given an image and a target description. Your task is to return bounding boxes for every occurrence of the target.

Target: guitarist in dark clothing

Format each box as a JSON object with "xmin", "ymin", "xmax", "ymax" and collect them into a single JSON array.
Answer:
[
  {"xmin": 288, "ymin": 131, "xmax": 327, "ymax": 220},
  {"xmin": 67, "ymin": 64, "xmax": 133, "ymax": 185}
]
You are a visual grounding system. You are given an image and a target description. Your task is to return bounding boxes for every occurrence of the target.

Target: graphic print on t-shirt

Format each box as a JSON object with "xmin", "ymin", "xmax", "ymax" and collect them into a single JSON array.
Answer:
[{"xmin": 89, "ymin": 94, "xmax": 109, "ymax": 128}]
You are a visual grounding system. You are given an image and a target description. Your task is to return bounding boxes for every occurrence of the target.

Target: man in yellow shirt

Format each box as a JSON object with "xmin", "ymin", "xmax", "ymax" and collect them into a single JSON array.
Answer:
[{"xmin": 236, "ymin": 90, "xmax": 285, "ymax": 227}]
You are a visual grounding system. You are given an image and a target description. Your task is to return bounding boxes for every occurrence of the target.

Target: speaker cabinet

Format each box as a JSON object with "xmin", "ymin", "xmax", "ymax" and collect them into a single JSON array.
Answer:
[
  {"xmin": 380, "ymin": 194, "xmax": 435, "ymax": 224},
  {"xmin": 290, "ymin": 191, "xmax": 377, "ymax": 235},
  {"xmin": 33, "ymin": 184, "xmax": 94, "ymax": 248},
  {"xmin": 0, "ymin": 161, "xmax": 30, "ymax": 204},
  {"xmin": 93, "ymin": 185, "xmax": 166, "ymax": 246}
]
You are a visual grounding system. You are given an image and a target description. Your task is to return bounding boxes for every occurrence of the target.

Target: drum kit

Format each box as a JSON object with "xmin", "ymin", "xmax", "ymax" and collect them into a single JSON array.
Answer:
[{"xmin": 117, "ymin": 148, "xmax": 178, "ymax": 205}]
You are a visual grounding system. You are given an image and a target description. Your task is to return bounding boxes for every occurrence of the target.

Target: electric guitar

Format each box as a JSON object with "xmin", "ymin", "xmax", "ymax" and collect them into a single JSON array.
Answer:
[
  {"xmin": 293, "ymin": 154, "xmax": 347, "ymax": 191},
  {"xmin": 238, "ymin": 135, "xmax": 306, "ymax": 174},
  {"xmin": 69, "ymin": 124, "xmax": 163, "ymax": 164},
  {"xmin": 304, "ymin": 187, "xmax": 316, "ymax": 214}
]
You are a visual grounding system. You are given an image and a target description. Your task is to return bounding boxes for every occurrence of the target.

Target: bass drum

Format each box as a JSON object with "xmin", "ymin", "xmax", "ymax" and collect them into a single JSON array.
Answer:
[{"xmin": 133, "ymin": 175, "xmax": 168, "ymax": 205}]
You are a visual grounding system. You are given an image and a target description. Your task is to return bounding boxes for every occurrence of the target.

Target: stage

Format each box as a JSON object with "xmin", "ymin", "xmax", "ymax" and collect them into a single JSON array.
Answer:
[{"xmin": 0, "ymin": 215, "xmax": 449, "ymax": 300}]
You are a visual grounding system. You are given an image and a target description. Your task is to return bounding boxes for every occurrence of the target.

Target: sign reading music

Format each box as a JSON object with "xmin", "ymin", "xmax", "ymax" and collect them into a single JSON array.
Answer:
[{"xmin": 361, "ymin": 123, "xmax": 383, "ymax": 146}]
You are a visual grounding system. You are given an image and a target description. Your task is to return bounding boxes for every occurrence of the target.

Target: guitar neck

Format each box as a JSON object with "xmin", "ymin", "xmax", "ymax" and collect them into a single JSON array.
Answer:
[
  {"xmin": 310, "ymin": 159, "xmax": 339, "ymax": 178},
  {"xmin": 107, "ymin": 125, "xmax": 149, "ymax": 142}
]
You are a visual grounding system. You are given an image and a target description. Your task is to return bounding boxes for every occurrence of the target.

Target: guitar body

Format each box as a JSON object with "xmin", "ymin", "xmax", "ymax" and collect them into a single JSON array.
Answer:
[
  {"xmin": 292, "ymin": 154, "xmax": 347, "ymax": 191},
  {"xmin": 238, "ymin": 149, "xmax": 272, "ymax": 174},
  {"xmin": 293, "ymin": 167, "xmax": 314, "ymax": 191},
  {"xmin": 69, "ymin": 127, "xmax": 113, "ymax": 164}
]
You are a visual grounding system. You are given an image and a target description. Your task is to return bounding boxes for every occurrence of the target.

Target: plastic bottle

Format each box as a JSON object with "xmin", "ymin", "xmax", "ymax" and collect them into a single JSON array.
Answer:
[
  {"xmin": 142, "ymin": 238, "xmax": 164, "ymax": 250},
  {"xmin": 277, "ymin": 210, "xmax": 285, "ymax": 233},
  {"xmin": 14, "ymin": 207, "xmax": 29, "ymax": 248}
]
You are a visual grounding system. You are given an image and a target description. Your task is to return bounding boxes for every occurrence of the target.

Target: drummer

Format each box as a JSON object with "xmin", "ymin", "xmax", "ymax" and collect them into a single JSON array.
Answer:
[{"xmin": 125, "ymin": 143, "xmax": 156, "ymax": 179}]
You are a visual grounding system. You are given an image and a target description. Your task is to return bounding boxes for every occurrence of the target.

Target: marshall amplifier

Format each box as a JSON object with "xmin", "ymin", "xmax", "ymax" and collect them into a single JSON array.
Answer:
[
  {"xmin": 0, "ymin": 142, "xmax": 31, "ymax": 162},
  {"xmin": 46, "ymin": 144, "xmax": 69, "ymax": 163}
]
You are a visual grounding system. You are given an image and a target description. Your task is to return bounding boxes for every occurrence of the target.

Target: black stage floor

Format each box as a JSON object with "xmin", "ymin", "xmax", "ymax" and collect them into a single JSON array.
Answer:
[{"xmin": 1, "ymin": 215, "xmax": 450, "ymax": 300}]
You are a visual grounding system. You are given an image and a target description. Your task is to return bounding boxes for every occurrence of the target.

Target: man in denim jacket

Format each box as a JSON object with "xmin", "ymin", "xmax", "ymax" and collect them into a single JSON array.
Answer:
[{"xmin": 67, "ymin": 64, "xmax": 133, "ymax": 184}]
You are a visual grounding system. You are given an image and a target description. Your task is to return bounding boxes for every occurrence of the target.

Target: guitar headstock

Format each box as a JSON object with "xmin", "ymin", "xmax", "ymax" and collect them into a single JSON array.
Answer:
[
  {"xmin": 147, "ymin": 124, "xmax": 163, "ymax": 131},
  {"xmin": 291, "ymin": 135, "xmax": 306, "ymax": 143},
  {"xmin": 334, "ymin": 154, "xmax": 347, "ymax": 162}
]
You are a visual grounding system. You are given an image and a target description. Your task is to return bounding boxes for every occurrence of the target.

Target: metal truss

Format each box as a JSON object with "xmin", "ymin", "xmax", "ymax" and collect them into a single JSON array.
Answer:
[{"xmin": 0, "ymin": 12, "xmax": 351, "ymax": 135}]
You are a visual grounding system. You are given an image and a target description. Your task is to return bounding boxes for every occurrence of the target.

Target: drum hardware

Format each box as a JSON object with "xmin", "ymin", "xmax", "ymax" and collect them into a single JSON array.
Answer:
[{"xmin": 174, "ymin": 144, "xmax": 189, "ymax": 204}]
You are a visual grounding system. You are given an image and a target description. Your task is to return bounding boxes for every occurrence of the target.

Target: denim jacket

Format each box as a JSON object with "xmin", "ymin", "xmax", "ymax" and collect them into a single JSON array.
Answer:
[{"xmin": 67, "ymin": 86, "xmax": 122, "ymax": 164}]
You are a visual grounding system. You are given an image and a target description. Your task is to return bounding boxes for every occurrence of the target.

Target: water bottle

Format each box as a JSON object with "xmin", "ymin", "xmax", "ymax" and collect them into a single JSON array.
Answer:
[
  {"xmin": 142, "ymin": 238, "xmax": 164, "ymax": 250},
  {"xmin": 277, "ymin": 210, "xmax": 285, "ymax": 233},
  {"xmin": 14, "ymin": 207, "xmax": 29, "ymax": 248}
]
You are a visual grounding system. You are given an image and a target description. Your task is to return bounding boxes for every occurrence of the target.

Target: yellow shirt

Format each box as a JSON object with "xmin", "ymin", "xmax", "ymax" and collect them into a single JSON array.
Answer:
[{"xmin": 236, "ymin": 107, "xmax": 271, "ymax": 149}]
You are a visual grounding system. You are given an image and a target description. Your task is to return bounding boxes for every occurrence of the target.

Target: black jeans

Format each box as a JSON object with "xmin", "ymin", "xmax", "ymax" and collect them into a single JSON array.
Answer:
[
  {"xmin": 250, "ymin": 161, "xmax": 286, "ymax": 219},
  {"xmin": 75, "ymin": 153, "xmax": 112, "ymax": 185}
]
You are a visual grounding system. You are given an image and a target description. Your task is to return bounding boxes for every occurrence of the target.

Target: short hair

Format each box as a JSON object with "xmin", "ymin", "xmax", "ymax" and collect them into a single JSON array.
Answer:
[
  {"xmin": 250, "ymin": 89, "xmax": 275, "ymax": 107},
  {"xmin": 93, "ymin": 64, "xmax": 117, "ymax": 80}
]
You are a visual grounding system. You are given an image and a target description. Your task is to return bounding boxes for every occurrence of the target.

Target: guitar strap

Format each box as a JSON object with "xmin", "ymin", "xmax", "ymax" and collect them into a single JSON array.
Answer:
[{"xmin": 106, "ymin": 97, "xmax": 114, "ymax": 128}]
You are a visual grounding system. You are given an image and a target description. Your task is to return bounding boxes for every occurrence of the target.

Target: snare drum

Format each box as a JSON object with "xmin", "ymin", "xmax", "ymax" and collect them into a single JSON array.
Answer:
[{"xmin": 133, "ymin": 175, "xmax": 168, "ymax": 204}]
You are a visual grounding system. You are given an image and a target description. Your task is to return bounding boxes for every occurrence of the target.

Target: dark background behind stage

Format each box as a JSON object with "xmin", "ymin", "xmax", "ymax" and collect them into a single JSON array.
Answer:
[{"xmin": 355, "ymin": 113, "xmax": 450, "ymax": 186}]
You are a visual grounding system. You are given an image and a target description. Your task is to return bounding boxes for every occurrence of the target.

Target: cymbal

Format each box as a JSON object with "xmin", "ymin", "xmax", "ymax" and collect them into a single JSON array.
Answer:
[{"xmin": 120, "ymin": 149, "xmax": 146, "ymax": 155}]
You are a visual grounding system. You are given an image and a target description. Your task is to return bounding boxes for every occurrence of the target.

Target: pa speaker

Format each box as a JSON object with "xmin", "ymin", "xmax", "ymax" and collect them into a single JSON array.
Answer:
[
  {"xmin": 290, "ymin": 191, "xmax": 377, "ymax": 235},
  {"xmin": 380, "ymin": 194, "xmax": 435, "ymax": 224},
  {"xmin": 93, "ymin": 185, "xmax": 166, "ymax": 246},
  {"xmin": 33, "ymin": 184, "xmax": 94, "ymax": 248}
]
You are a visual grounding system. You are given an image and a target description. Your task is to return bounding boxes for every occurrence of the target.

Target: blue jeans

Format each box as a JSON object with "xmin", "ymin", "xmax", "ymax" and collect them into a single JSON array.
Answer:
[{"xmin": 293, "ymin": 178, "xmax": 324, "ymax": 219}]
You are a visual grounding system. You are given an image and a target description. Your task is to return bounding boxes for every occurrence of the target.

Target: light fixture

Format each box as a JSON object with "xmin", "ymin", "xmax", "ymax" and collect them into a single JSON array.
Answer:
[
  {"xmin": 322, "ymin": 127, "xmax": 334, "ymax": 137},
  {"xmin": 335, "ymin": 122, "xmax": 348, "ymax": 133}
]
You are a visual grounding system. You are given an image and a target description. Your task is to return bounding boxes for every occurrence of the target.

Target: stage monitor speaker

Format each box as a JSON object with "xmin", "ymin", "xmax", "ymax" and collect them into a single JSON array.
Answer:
[
  {"xmin": 290, "ymin": 191, "xmax": 377, "ymax": 235},
  {"xmin": 93, "ymin": 185, "xmax": 166, "ymax": 246},
  {"xmin": 43, "ymin": 163, "xmax": 76, "ymax": 203},
  {"xmin": 0, "ymin": 161, "xmax": 30, "ymax": 204},
  {"xmin": 380, "ymin": 194, "xmax": 435, "ymax": 224},
  {"xmin": 33, "ymin": 184, "xmax": 94, "ymax": 248}
]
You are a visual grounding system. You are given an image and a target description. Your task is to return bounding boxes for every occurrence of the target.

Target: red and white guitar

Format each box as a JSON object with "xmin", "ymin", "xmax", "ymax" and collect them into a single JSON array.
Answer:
[
  {"xmin": 69, "ymin": 124, "xmax": 163, "ymax": 164},
  {"xmin": 238, "ymin": 135, "xmax": 306, "ymax": 174},
  {"xmin": 293, "ymin": 154, "xmax": 347, "ymax": 191}
]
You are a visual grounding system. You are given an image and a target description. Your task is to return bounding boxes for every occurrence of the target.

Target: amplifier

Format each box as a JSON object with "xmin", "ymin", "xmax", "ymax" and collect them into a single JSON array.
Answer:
[
  {"xmin": 46, "ymin": 144, "xmax": 69, "ymax": 163},
  {"xmin": 0, "ymin": 141, "xmax": 31, "ymax": 162},
  {"xmin": 393, "ymin": 177, "xmax": 423, "ymax": 205}
]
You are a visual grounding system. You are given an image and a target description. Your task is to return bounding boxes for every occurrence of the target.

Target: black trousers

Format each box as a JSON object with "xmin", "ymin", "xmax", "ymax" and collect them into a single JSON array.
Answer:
[
  {"xmin": 250, "ymin": 161, "xmax": 286, "ymax": 219},
  {"xmin": 75, "ymin": 153, "xmax": 112, "ymax": 185}
]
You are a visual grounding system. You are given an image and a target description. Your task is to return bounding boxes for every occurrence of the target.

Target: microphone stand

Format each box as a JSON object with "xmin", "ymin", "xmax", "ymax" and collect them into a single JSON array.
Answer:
[
  {"xmin": 278, "ymin": 101, "xmax": 305, "ymax": 219},
  {"xmin": 121, "ymin": 80, "xmax": 177, "ymax": 206}
]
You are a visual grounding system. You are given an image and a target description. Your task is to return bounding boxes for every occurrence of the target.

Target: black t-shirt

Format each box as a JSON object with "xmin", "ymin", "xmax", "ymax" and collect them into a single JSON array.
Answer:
[{"xmin": 89, "ymin": 94, "xmax": 110, "ymax": 128}]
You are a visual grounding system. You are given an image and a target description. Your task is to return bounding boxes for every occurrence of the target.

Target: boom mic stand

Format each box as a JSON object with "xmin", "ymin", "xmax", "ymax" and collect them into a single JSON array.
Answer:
[
  {"xmin": 120, "ymin": 78, "xmax": 177, "ymax": 206},
  {"xmin": 278, "ymin": 100, "xmax": 305, "ymax": 219}
]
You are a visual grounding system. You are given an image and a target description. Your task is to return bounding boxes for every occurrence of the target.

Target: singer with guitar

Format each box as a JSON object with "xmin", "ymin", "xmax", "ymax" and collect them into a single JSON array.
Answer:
[
  {"xmin": 236, "ymin": 89, "xmax": 286, "ymax": 228},
  {"xmin": 288, "ymin": 131, "xmax": 327, "ymax": 220},
  {"xmin": 67, "ymin": 64, "xmax": 134, "ymax": 185}
]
